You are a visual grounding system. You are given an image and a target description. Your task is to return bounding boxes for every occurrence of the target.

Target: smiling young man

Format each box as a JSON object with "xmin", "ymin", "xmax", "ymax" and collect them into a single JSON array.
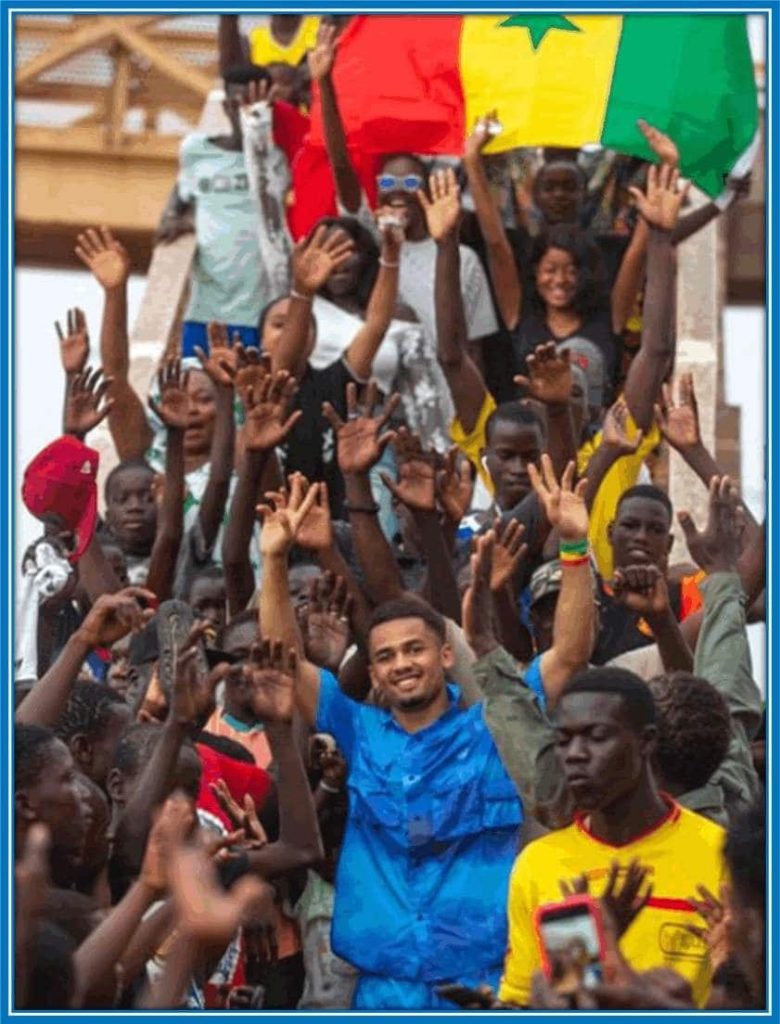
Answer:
[
  {"xmin": 498, "ymin": 667, "xmax": 727, "ymax": 1009},
  {"xmin": 259, "ymin": 480, "xmax": 523, "ymax": 1010}
]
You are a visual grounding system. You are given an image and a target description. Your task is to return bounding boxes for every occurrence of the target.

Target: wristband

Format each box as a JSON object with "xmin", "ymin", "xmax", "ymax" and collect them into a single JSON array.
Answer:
[
  {"xmin": 560, "ymin": 554, "xmax": 590, "ymax": 569},
  {"xmin": 559, "ymin": 538, "xmax": 589, "ymax": 558},
  {"xmin": 379, "ymin": 258, "xmax": 400, "ymax": 268},
  {"xmin": 319, "ymin": 780, "xmax": 341, "ymax": 794},
  {"xmin": 290, "ymin": 288, "xmax": 313, "ymax": 303},
  {"xmin": 344, "ymin": 501, "xmax": 379, "ymax": 515}
]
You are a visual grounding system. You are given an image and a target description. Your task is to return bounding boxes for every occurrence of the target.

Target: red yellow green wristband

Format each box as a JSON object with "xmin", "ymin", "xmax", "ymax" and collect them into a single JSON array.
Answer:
[{"xmin": 560, "ymin": 554, "xmax": 590, "ymax": 569}]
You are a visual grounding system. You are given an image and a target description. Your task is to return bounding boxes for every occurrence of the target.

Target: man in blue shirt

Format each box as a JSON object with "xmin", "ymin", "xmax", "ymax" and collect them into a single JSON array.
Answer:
[{"xmin": 258, "ymin": 479, "xmax": 523, "ymax": 1010}]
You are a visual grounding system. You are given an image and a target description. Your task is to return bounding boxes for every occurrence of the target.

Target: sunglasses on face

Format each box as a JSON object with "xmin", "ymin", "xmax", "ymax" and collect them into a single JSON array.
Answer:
[{"xmin": 376, "ymin": 173, "xmax": 425, "ymax": 194}]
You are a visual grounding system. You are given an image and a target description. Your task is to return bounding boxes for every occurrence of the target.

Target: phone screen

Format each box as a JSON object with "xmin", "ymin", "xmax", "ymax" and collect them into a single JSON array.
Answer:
[{"xmin": 539, "ymin": 905, "xmax": 604, "ymax": 993}]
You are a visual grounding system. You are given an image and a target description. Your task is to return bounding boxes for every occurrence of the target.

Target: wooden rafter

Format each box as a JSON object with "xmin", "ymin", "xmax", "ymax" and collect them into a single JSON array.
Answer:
[{"xmin": 115, "ymin": 24, "xmax": 213, "ymax": 99}]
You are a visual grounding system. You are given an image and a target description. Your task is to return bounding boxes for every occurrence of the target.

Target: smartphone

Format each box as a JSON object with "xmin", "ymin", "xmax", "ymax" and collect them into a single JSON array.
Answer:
[
  {"xmin": 435, "ymin": 983, "xmax": 495, "ymax": 1009},
  {"xmin": 533, "ymin": 895, "xmax": 606, "ymax": 994}
]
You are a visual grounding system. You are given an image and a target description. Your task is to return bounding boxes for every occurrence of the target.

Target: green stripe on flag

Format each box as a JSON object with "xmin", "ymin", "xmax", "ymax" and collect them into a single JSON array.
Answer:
[{"xmin": 600, "ymin": 15, "xmax": 758, "ymax": 197}]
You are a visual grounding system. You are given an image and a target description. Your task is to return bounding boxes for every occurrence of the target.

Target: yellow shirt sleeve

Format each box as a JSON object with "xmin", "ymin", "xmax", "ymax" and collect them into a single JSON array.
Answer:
[
  {"xmin": 450, "ymin": 392, "xmax": 497, "ymax": 495},
  {"xmin": 498, "ymin": 850, "xmax": 541, "ymax": 1007},
  {"xmin": 250, "ymin": 16, "xmax": 320, "ymax": 66},
  {"xmin": 578, "ymin": 408, "xmax": 661, "ymax": 580}
]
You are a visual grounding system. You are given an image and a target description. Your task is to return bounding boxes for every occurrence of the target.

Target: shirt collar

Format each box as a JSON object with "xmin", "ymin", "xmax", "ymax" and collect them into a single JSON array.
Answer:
[
  {"xmin": 221, "ymin": 711, "xmax": 265, "ymax": 734},
  {"xmin": 381, "ymin": 681, "xmax": 462, "ymax": 732}
]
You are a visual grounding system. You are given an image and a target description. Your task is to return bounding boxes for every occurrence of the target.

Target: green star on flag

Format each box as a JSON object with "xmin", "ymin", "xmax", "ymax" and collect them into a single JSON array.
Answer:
[{"xmin": 499, "ymin": 14, "xmax": 581, "ymax": 50}]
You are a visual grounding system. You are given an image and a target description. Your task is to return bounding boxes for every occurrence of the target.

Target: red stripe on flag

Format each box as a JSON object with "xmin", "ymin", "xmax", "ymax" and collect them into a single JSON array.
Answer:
[{"xmin": 309, "ymin": 15, "xmax": 465, "ymax": 155}]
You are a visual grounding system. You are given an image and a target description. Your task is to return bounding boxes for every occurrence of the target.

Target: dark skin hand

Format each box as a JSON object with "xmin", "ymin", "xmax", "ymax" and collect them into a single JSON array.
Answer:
[
  {"xmin": 613, "ymin": 564, "xmax": 693, "ymax": 672},
  {"xmin": 297, "ymin": 571, "xmax": 354, "ymax": 672},
  {"xmin": 55, "ymin": 307, "xmax": 90, "ymax": 376},
  {"xmin": 63, "ymin": 366, "xmax": 115, "ymax": 441}
]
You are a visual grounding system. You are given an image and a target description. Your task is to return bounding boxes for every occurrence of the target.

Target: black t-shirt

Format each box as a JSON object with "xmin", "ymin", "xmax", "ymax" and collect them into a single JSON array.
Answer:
[
  {"xmin": 592, "ymin": 576, "xmax": 687, "ymax": 665},
  {"xmin": 282, "ymin": 359, "xmax": 359, "ymax": 519}
]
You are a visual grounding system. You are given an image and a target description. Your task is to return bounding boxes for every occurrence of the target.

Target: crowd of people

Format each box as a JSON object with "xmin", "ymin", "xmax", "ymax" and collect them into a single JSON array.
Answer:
[{"xmin": 15, "ymin": 13, "xmax": 766, "ymax": 1012}]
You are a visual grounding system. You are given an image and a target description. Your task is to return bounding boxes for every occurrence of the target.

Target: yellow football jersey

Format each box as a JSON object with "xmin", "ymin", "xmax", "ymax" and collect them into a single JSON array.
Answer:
[
  {"xmin": 249, "ymin": 16, "xmax": 320, "ymax": 67},
  {"xmin": 499, "ymin": 798, "xmax": 726, "ymax": 1007}
]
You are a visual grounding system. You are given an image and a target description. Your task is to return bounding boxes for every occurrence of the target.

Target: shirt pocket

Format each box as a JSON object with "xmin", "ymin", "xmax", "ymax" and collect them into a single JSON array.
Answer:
[
  {"xmin": 348, "ymin": 781, "xmax": 402, "ymax": 830},
  {"xmin": 481, "ymin": 769, "xmax": 524, "ymax": 831},
  {"xmin": 431, "ymin": 765, "xmax": 521, "ymax": 841}
]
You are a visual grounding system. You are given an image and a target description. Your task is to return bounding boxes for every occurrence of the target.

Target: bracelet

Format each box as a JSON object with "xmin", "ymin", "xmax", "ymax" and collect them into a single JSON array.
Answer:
[
  {"xmin": 290, "ymin": 288, "xmax": 313, "ymax": 303},
  {"xmin": 559, "ymin": 538, "xmax": 589, "ymax": 558},
  {"xmin": 560, "ymin": 554, "xmax": 590, "ymax": 569},
  {"xmin": 379, "ymin": 258, "xmax": 400, "ymax": 268},
  {"xmin": 344, "ymin": 501, "xmax": 380, "ymax": 515},
  {"xmin": 319, "ymin": 780, "xmax": 341, "ymax": 794}
]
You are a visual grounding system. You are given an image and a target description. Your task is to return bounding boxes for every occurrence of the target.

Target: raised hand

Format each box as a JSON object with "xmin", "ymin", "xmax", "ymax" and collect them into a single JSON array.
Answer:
[
  {"xmin": 529, "ymin": 454, "xmax": 589, "ymax": 541},
  {"xmin": 210, "ymin": 779, "xmax": 267, "ymax": 850},
  {"xmin": 64, "ymin": 366, "xmax": 114, "ymax": 439},
  {"xmin": 141, "ymin": 793, "xmax": 197, "ymax": 895},
  {"xmin": 291, "ymin": 224, "xmax": 355, "ymax": 298},
  {"xmin": 465, "ymin": 110, "xmax": 502, "ymax": 159},
  {"xmin": 294, "ymin": 480, "xmax": 333, "ymax": 551},
  {"xmin": 297, "ymin": 572, "xmax": 353, "ymax": 670},
  {"xmin": 381, "ymin": 428, "xmax": 438, "ymax": 512},
  {"xmin": 629, "ymin": 163, "xmax": 689, "ymax": 233},
  {"xmin": 148, "ymin": 358, "xmax": 191, "ymax": 431},
  {"xmin": 490, "ymin": 517, "xmax": 527, "ymax": 592},
  {"xmin": 323, "ymin": 380, "xmax": 400, "ymax": 476},
  {"xmin": 654, "ymin": 374, "xmax": 701, "ymax": 453},
  {"xmin": 320, "ymin": 747, "xmax": 348, "ymax": 791},
  {"xmin": 246, "ymin": 639, "xmax": 297, "ymax": 723},
  {"xmin": 417, "ymin": 167, "xmax": 461, "ymax": 242},
  {"xmin": 55, "ymin": 308, "xmax": 90, "ymax": 375},
  {"xmin": 194, "ymin": 323, "xmax": 240, "ymax": 388},
  {"xmin": 240, "ymin": 76, "xmax": 278, "ymax": 109},
  {"xmin": 76, "ymin": 587, "xmax": 157, "ymax": 647},
  {"xmin": 257, "ymin": 472, "xmax": 321, "ymax": 558},
  {"xmin": 559, "ymin": 859, "xmax": 653, "ymax": 942},
  {"xmin": 308, "ymin": 20, "xmax": 337, "ymax": 81},
  {"xmin": 74, "ymin": 226, "xmax": 131, "ymax": 291},
  {"xmin": 602, "ymin": 397, "xmax": 644, "ymax": 456},
  {"xmin": 462, "ymin": 530, "xmax": 498, "ymax": 657},
  {"xmin": 637, "ymin": 119, "xmax": 680, "ymax": 168},
  {"xmin": 436, "ymin": 446, "xmax": 474, "ymax": 525},
  {"xmin": 678, "ymin": 475, "xmax": 746, "ymax": 575},
  {"xmin": 612, "ymin": 564, "xmax": 670, "ymax": 617},
  {"xmin": 243, "ymin": 370, "xmax": 302, "ymax": 451},
  {"xmin": 234, "ymin": 345, "xmax": 270, "ymax": 406},
  {"xmin": 169, "ymin": 622, "xmax": 219, "ymax": 727},
  {"xmin": 376, "ymin": 203, "xmax": 405, "ymax": 262},
  {"xmin": 685, "ymin": 884, "xmax": 731, "ymax": 973},
  {"xmin": 514, "ymin": 342, "xmax": 573, "ymax": 406}
]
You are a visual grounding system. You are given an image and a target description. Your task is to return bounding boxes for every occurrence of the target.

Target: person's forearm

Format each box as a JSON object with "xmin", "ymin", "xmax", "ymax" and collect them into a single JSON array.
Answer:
[
  {"xmin": 15, "ymin": 629, "xmax": 90, "ymax": 726},
  {"xmin": 540, "ymin": 557, "xmax": 594, "ymax": 707},
  {"xmin": 611, "ymin": 217, "xmax": 648, "ymax": 337},
  {"xmin": 74, "ymin": 880, "xmax": 158, "ymax": 1007},
  {"xmin": 76, "ymin": 535, "xmax": 122, "ymax": 604},
  {"xmin": 671, "ymin": 202, "xmax": 719, "ymax": 246},
  {"xmin": 463, "ymin": 151, "xmax": 521, "ymax": 330},
  {"xmin": 118, "ymin": 900, "xmax": 176, "ymax": 995},
  {"xmin": 101, "ymin": 285, "xmax": 152, "ymax": 459},
  {"xmin": 145, "ymin": 428, "xmax": 185, "ymax": 602},
  {"xmin": 645, "ymin": 609, "xmax": 694, "ymax": 673},
  {"xmin": 622, "ymin": 228, "xmax": 675, "ymax": 431},
  {"xmin": 319, "ymin": 73, "xmax": 362, "ymax": 213},
  {"xmin": 259, "ymin": 551, "xmax": 301, "ymax": 654},
  {"xmin": 344, "ymin": 264, "xmax": 399, "ymax": 379},
  {"xmin": 435, "ymin": 234, "xmax": 487, "ymax": 434},
  {"xmin": 344, "ymin": 472, "xmax": 404, "ymax": 602},
  {"xmin": 493, "ymin": 587, "xmax": 534, "ymax": 663},
  {"xmin": 198, "ymin": 385, "xmax": 235, "ymax": 550},
  {"xmin": 223, "ymin": 448, "xmax": 269, "ymax": 616},
  {"xmin": 218, "ymin": 14, "xmax": 245, "ymax": 75},
  {"xmin": 137, "ymin": 931, "xmax": 196, "ymax": 1010},
  {"xmin": 544, "ymin": 404, "xmax": 578, "ymax": 481},
  {"xmin": 271, "ymin": 293, "xmax": 314, "ymax": 374},
  {"xmin": 582, "ymin": 443, "xmax": 623, "ymax": 511},
  {"xmin": 414, "ymin": 510, "xmax": 462, "ymax": 623}
]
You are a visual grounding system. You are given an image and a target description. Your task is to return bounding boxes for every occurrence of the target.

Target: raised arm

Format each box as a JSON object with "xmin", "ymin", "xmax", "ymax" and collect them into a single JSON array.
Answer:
[
  {"xmin": 514, "ymin": 344, "xmax": 578, "ymax": 479},
  {"xmin": 308, "ymin": 21, "xmax": 362, "ymax": 213},
  {"xmin": 272, "ymin": 226, "xmax": 354, "ymax": 375},
  {"xmin": 222, "ymin": 368, "xmax": 301, "ymax": 615},
  {"xmin": 145, "ymin": 360, "xmax": 188, "ymax": 602},
  {"xmin": 463, "ymin": 113, "xmax": 522, "ymax": 330},
  {"xmin": 420, "ymin": 168, "xmax": 488, "ymax": 435},
  {"xmin": 75, "ymin": 227, "xmax": 152, "ymax": 460},
  {"xmin": 15, "ymin": 590, "xmax": 154, "ymax": 727},
  {"xmin": 218, "ymin": 14, "xmax": 247, "ymax": 75},
  {"xmin": 322, "ymin": 382, "xmax": 404, "ymax": 604},
  {"xmin": 612, "ymin": 565, "xmax": 693, "ymax": 673},
  {"xmin": 621, "ymin": 163, "xmax": 689, "ymax": 429},
  {"xmin": 581, "ymin": 399, "xmax": 646, "ymax": 511},
  {"xmin": 672, "ymin": 173, "xmax": 751, "ymax": 246}
]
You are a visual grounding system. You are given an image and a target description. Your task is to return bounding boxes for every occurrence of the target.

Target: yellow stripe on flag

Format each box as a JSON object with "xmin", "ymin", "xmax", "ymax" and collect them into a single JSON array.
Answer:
[{"xmin": 460, "ymin": 15, "xmax": 624, "ymax": 152}]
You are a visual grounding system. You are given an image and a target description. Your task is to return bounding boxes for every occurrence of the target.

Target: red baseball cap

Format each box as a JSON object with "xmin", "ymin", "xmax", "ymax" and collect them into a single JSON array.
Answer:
[{"xmin": 22, "ymin": 435, "xmax": 99, "ymax": 564}]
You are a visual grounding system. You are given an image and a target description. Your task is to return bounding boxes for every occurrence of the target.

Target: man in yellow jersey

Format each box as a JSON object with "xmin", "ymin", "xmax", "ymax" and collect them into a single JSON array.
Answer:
[{"xmin": 499, "ymin": 666, "xmax": 726, "ymax": 1008}]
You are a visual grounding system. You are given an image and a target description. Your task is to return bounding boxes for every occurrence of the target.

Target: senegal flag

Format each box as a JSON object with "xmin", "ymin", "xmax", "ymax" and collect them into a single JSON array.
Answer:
[{"xmin": 309, "ymin": 14, "xmax": 759, "ymax": 198}]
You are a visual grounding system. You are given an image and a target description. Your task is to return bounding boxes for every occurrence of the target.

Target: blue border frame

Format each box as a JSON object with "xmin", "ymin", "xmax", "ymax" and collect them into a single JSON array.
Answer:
[{"xmin": 1, "ymin": 2, "xmax": 775, "ymax": 1021}]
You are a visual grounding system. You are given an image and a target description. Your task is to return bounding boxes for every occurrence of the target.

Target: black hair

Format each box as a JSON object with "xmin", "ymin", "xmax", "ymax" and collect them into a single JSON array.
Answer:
[
  {"xmin": 617, "ymin": 484, "xmax": 674, "ymax": 524},
  {"xmin": 309, "ymin": 216, "xmax": 380, "ymax": 308},
  {"xmin": 15, "ymin": 724, "xmax": 58, "ymax": 790},
  {"xmin": 648, "ymin": 673, "xmax": 731, "ymax": 791},
  {"xmin": 724, "ymin": 797, "xmax": 765, "ymax": 911},
  {"xmin": 223, "ymin": 63, "xmax": 272, "ymax": 88},
  {"xmin": 23, "ymin": 921, "xmax": 76, "ymax": 1009},
  {"xmin": 103, "ymin": 458, "xmax": 154, "ymax": 505},
  {"xmin": 484, "ymin": 400, "xmax": 546, "ymax": 446},
  {"xmin": 257, "ymin": 294, "xmax": 317, "ymax": 343},
  {"xmin": 528, "ymin": 223, "xmax": 606, "ymax": 319},
  {"xmin": 54, "ymin": 683, "xmax": 128, "ymax": 744},
  {"xmin": 534, "ymin": 158, "xmax": 587, "ymax": 195},
  {"xmin": 380, "ymin": 151, "xmax": 429, "ymax": 180},
  {"xmin": 217, "ymin": 609, "xmax": 258, "ymax": 651},
  {"xmin": 712, "ymin": 957, "xmax": 755, "ymax": 1007},
  {"xmin": 561, "ymin": 667, "xmax": 657, "ymax": 732},
  {"xmin": 368, "ymin": 595, "xmax": 446, "ymax": 644},
  {"xmin": 197, "ymin": 730, "xmax": 257, "ymax": 765},
  {"xmin": 187, "ymin": 565, "xmax": 226, "ymax": 599},
  {"xmin": 111, "ymin": 722, "xmax": 161, "ymax": 779}
]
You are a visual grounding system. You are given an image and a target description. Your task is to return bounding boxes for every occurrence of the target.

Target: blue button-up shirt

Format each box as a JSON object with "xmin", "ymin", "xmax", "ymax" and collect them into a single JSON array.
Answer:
[{"xmin": 316, "ymin": 669, "xmax": 523, "ymax": 987}]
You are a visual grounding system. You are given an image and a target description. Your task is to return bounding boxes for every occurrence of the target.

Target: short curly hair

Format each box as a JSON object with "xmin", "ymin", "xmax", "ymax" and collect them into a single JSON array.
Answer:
[
  {"xmin": 15, "ymin": 723, "xmax": 58, "ymax": 790},
  {"xmin": 528, "ymin": 223, "xmax": 607, "ymax": 320},
  {"xmin": 648, "ymin": 672, "xmax": 731, "ymax": 792},
  {"xmin": 54, "ymin": 683, "xmax": 127, "ymax": 744}
]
